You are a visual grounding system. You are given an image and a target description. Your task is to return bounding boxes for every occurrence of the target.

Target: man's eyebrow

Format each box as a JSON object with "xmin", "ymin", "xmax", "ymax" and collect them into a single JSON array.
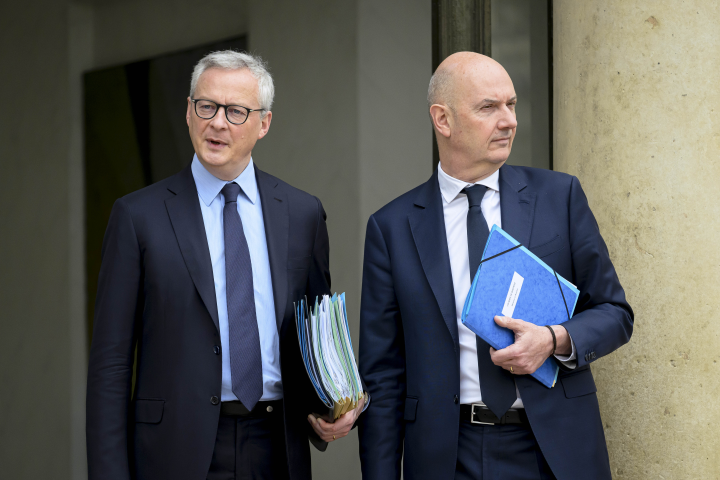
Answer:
[{"xmin": 477, "ymin": 96, "xmax": 517, "ymax": 105}]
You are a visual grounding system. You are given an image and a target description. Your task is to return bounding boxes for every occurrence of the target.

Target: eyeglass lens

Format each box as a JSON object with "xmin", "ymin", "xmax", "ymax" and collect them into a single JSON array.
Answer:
[{"xmin": 195, "ymin": 100, "xmax": 249, "ymax": 124}]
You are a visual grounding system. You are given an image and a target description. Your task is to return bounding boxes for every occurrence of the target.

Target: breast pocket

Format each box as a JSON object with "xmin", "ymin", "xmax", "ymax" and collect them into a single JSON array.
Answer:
[
  {"xmin": 287, "ymin": 255, "xmax": 311, "ymax": 270},
  {"xmin": 528, "ymin": 235, "xmax": 565, "ymax": 259}
]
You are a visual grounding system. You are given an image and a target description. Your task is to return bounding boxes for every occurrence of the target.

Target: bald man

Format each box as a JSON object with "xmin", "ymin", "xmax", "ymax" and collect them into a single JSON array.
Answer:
[{"xmin": 357, "ymin": 53, "xmax": 633, "ymax": 480}]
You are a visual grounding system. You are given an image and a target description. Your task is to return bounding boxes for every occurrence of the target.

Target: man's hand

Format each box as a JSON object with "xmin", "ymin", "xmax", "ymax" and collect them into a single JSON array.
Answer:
[
  {"xmin": 307, "ymin": 395, "xmax": 366, "ymax": 443},
  {"xmin": 489, "ymin": 316, "xmax": 571, "ymax": 375}
]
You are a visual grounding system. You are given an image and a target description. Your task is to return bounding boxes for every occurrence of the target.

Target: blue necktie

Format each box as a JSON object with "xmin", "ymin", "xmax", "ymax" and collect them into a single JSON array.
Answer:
[
  {"xmin": 222, "ymin": 182, "xmax": 263, "ymax": 412},
  {"xmin": 463, "ymin": 185, "xmax": 516, "ymax": 419}
]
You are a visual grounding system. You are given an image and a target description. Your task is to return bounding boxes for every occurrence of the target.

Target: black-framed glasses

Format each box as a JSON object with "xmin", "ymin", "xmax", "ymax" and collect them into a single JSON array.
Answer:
[{"xmin": 191, "ymin": 98, "xmax": 264, "ymax": 125}]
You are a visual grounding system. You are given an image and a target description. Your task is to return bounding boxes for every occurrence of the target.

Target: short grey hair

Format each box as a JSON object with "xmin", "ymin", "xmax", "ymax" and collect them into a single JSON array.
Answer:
[
  {"xmin": 427, "ymin": 67, "xmax": 455, "ymax": 112},
  {"xmin": 190, "ymin": 50, "xmax": 274, "ymax": 115}
]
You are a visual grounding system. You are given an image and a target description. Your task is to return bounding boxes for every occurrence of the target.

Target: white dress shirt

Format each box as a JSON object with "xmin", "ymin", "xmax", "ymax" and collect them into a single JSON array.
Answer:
[
  {"xmin": 437, "ymin": 163, "xmax": 575, "ymax": 408},
  {"xmin": 192, "ymin": 155, "xmax": 283, "ymax": 402}
]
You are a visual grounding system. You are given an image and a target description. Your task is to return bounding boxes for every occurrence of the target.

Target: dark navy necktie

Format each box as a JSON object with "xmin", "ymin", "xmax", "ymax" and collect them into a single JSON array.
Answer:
[
  {"xmin": 463, "ymin": 184, "xmax": 516, "ymax": 419},
  {"xmin": 222, "ymin": 182, "xmax": 263, "ymax": 412}
]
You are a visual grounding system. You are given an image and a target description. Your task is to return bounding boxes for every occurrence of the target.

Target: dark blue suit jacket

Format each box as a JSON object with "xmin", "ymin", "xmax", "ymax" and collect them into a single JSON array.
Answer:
[
  {"xmin": 86, "ymin": 163, "xmax": 331, "ymax": 480},
  {"xmin": 358, "ymin": 164, "xmax": 633, "ymax": 480}
]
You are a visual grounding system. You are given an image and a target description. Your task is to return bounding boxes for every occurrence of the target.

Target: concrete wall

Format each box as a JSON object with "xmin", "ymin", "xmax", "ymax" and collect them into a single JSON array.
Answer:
[
  {"xmin": 91, "ymin": 0, "xmax": 248, "ymax": 69},
  {"xmin": 358, "ymin": 0, "xmax": 433, "ymax": 234},
  {"xmin": 553, "ymin": 1, "xmax": 720, "ymax": 478},
  {"xmin": 1, "ymin": 2, "xmax": 75, "ymax": 477}
]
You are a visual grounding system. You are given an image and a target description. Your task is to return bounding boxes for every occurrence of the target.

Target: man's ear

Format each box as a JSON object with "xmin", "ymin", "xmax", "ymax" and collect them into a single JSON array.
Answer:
[
  {"xmin": 430, "ymin": 104, "xmax": 452, "ymax": 138},
  {"xmin": 186, "ymin": 97, "xmax": 192, "ymax": 127},
  {"xmin": 257, "ymin": 111, "xmax": 272, "ymax": 140}
]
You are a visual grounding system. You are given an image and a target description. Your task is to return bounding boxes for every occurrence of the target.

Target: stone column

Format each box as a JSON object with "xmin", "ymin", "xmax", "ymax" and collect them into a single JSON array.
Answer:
[
  {"xmin": 433, "ymin": 0, "xmax": 491, "ymax": 62},
  {"xmin": 553, "ymin": 1, "xmax": 720, "ymax": 478},
  {"xmin": 431, "ymin": 0, "xmax": 491, "ymax": 168}
]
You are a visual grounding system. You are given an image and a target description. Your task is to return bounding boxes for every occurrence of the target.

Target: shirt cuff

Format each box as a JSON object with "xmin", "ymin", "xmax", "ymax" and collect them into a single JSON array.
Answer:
[
  {"xmin": 361, "ymin": 393, "xmax": 371, "ymax": 412},
  {"xmin": 553, "ymin": 335, "xmax": 577, "ymax": 369}
]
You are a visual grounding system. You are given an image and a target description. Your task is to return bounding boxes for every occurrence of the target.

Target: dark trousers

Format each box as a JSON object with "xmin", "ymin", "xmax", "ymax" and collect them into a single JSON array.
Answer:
[
  {"xmin": 455, "ymin": 421, "xmax": 556, "ymax": 480},
  {"xmin": 207, "ymin": 408, "xmax": 290, "ymax": 480}
]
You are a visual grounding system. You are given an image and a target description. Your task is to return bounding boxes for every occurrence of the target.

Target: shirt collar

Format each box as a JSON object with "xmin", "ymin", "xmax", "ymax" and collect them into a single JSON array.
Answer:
[
  {"xmin": 191, "ymin": 154, "xmax": 258, "ymax": 206},
  {"xmin": 437, "ymin": 162, "xmax": 500, "ymax": 204}
]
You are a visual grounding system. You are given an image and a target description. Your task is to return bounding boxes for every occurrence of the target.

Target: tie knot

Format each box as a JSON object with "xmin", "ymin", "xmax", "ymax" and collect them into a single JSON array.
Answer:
[
  {"xmin": 463, "ymin": 184, "xmax": 488, "ymax": 207},
  {"xmin": 221, "ymin": 182, "xmax": 241, "ymax": 204}
]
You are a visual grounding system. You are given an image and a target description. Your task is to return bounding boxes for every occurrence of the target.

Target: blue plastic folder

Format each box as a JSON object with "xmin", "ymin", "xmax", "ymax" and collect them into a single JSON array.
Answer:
[{"xmin": 461, "ymin": 226, "xmax": 580, "ymax": 388}]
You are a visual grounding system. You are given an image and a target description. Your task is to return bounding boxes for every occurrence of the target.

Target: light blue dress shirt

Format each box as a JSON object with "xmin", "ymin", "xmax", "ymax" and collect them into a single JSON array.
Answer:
[{"xmin": 191, "ymin": 155, "xmax": 283, "ymax": 402}]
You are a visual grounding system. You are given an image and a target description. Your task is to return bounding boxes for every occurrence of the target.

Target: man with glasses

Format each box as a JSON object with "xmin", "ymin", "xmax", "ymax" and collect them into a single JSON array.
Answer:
[{"xmin": 86, "ymin": 50, "xmax": 363, "ymax": 480}]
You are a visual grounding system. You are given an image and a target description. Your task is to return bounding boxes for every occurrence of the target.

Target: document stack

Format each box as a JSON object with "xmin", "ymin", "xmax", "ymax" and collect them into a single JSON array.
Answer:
[
  {"xmin": 295, "ymin": 293, "xmax": 365, "ymax": 421},
  {"xmin": 462, "ymin": 226, "xmax": 580, "ymax": 388}
]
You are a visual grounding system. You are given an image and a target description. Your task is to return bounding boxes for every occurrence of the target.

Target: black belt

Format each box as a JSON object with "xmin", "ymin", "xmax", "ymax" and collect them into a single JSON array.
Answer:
[
  {"xmin": 220, "ymin": 399, "xmax": 283, "ymax": 418},
  {"xmin": 460, "ymin": 404, "xmax": 528, "ymax": 425}
]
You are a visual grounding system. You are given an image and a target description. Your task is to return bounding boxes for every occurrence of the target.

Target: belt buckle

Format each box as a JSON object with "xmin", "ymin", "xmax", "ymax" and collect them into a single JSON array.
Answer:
[{"xmin": 470, "ymin": 404, "xmax": 496, "ymax": 425}]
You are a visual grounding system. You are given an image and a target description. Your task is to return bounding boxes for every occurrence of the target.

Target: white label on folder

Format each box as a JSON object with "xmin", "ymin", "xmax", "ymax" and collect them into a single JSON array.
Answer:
[{"xmin": 501, "ymin": 272, "xmax": 524, "ymax": 318}]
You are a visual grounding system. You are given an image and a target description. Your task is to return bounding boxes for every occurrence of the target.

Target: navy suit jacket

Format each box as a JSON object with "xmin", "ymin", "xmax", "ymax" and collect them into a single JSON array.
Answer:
[
  {"xmin": 358, "ymin": 164, "xmax": 633, "ymax": 480},
  {"xmin": 86, "ymin": 163, "xmax": 331, "ymax": 480}
]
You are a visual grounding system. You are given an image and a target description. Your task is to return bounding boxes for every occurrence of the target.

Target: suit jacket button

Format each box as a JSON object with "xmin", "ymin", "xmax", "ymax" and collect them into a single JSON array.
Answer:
[
  {"xmin": 214, "ymin": 345, "xmax": 221, "ymax": 355},
  {"xmin": 210, "ymin": 396, "xmax": 220, "ymax": 405},
  {"xmin": 454, "ymin": 395, "xmax": 459, "ymax": 404}
]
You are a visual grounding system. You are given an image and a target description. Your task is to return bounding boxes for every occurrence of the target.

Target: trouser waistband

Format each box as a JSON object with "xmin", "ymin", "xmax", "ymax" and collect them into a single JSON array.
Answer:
[{"xmin": 220, "ymin": 399, "xmax": 283, "ymax": 418}]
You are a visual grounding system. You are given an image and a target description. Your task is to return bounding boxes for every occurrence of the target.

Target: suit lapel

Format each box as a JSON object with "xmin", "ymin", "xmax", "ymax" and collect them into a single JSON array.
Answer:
[
  {"xmin": 499, "ymin": 164, "xmax": 536, "ymax": 247},
  {"xmin": 255, "ymin": 165, "xmax": 289, "ymax": 332},
  {"xmin": 165, "ymin": 165, "xmax": 220, "ymax": 331},
  {"xmin": 408, "ymin": 171, "xmax": 459, "ymax": 350}
]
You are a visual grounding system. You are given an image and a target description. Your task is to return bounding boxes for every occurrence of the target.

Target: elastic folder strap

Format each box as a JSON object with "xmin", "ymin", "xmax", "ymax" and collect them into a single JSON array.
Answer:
[
  {"xmin": 478, "ymin": 244, "xmax": 523, "ymax": 265},
  {"xmin": 552, "ymin": 270, "xmax": 571, "ymax": 321},
  {"xmin": 480, "ymin": 243, "xmax": 571, "ymax": 330}
]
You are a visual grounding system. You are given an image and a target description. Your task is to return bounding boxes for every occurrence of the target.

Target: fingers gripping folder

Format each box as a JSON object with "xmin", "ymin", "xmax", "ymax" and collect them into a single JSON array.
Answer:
[
  {"xmin": 461, "ymin": 226, "xmax": 580, "ymax": 388},
  {"xmin": 294, "ymin": 293, "xmax": 365, "ymax": 423}
]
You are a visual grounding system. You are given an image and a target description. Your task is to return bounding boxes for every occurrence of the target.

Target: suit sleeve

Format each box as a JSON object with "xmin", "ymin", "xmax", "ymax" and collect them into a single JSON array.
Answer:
[
  {"xmin": 86, "ymin": 198, "xmax": 142, "ymax": 480},
  {"xmin": 302, "ymin": 197, "xmax": 332, "ymax": 451},
  {"xmin": 561, "ymin": 176, "xmax": 634, "ymax": 368},
  {"xmin": 358, "ymin": 214, "xmax": 405, "ymax": 480},
  {"xmin": 307, "ymin": 197, "xmax": 331, "ymax": 298}
]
